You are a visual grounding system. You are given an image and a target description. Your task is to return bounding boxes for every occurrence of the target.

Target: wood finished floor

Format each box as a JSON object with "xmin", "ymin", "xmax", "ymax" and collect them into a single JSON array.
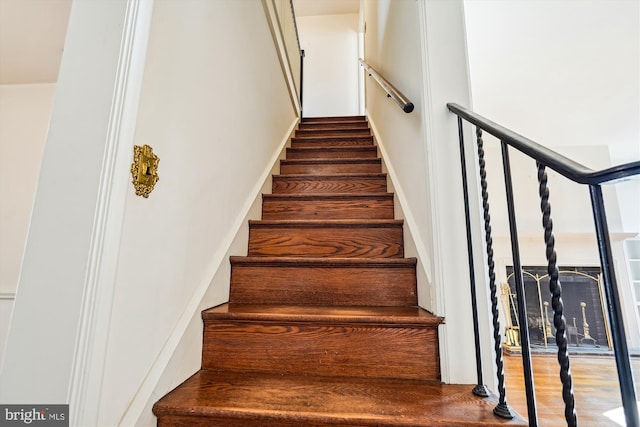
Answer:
[{"xmin": 504, "ymin": 354, "xmax": 640, "ymax": 426}]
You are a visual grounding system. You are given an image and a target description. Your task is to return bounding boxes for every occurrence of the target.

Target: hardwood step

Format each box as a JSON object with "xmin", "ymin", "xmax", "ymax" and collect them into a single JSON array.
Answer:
[
  {"xmin": 286, "ymin": 146, "xmax": 378, "ymax": 159},
  {"xmin": 201, "ymin": 303, "xmax": 442, "ymax": 380},
  {"xmin": 280, "ymin": 158, "xmax": 381, "ymax": 175},
  {"xmin": 295, "ymin": 129, "xmax": 371, "ymax": 138},
  {"xmin": 248, "ymin": 219, "xmax": 404, "ymax": 258},
  {"xmin": 302, "ymin": 115, "xmax": 366, "ymax": 123},
  {"xmin": 298, "ymin": 122, "xmax": 370, "ymax": 131},
  {"xmin": 153, "ymin": 370, "xmax": 527, "ymax": 427},
  {"xmin": 272, "ymin": 173, "xmax": 388, "ymax": 194},
  {"xmin": 229, "ymin": 257, "xmax": 417, "ymax": 306},
  {"xmin": 262, "ymin": 193, "xmax": 394, "ymax": 220},
  {"xmin": 291, "ymin": 135, "xmax": 374, "ymax": 147}
]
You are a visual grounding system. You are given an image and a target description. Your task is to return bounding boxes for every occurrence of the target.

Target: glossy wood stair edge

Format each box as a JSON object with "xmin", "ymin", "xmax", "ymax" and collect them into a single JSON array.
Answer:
[
  {"xmin": 301, "ymin": 115, "xmax": 366, "ymax": 122},
  {"xmin": 202, "ymin": 303, "xmax": 443, "ymax": 325},
  {"xmin": 153, "ymin": 370, "xmax": 526, "ymax": 426}
]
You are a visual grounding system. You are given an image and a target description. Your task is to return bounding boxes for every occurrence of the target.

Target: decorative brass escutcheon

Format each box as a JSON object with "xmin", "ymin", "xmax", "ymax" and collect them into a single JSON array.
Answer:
[{"xmin": 131, "ymin": 144, "xmax": 159, "ymax": 198}]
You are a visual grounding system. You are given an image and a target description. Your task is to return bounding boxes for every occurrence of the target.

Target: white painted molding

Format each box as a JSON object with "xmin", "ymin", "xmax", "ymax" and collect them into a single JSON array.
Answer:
[
  {"xmin": 415, "ymin": 0, "xmax": 491, "ymax": 386},
  {"xmin": 68, "ymin": 1, "xmax": 154, "ymax": 425},
  {"xmin": 0, "ymin": 293, "xmax": 15, "ymax": 300},
  {"xmin": 416, "ymin": 1, "xmax": 443, "ymax": 317},
  {"xmin": 367, "ymin": 117, "xmax": 434, "ymax": 288},
  {"xmin": 117, "ymin": 117, "xmax": 299, "ymax": 426},
  {"xmin": 262, "ymin": 0, "xmax": 302, "ymax": 117}
]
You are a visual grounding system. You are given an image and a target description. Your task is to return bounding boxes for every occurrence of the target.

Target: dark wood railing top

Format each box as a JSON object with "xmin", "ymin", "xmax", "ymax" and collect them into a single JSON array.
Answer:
[
  {"xmin": 447, "ymin": 103, "xmax": 640, "ymax": 185},
  {"xmin": 359, "ymin": 59, "xmax": 414, "ymax": 113}
]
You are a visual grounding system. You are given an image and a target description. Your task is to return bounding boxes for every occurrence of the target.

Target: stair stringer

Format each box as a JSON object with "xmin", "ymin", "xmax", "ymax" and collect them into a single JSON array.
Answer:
[
  {"xmin": 367, "ymin": 117, "xmax": 435, "ymax": 312},
  {"xmin": 368, "ymin": 116, "xmax": 461, "ymax": 384},
  {"xmin": 119, "ymin": 118, "xmax": 299, "ymax": 427}
]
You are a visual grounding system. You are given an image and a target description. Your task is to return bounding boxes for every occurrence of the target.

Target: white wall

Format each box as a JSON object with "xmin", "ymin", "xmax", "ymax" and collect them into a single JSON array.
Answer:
[
  {"xmin": 464, "ymin": 0, "xmax": 640, "ymax": 349},
  {"xmin": 0, "ymin": 83, "xmax": 55, "ymax": 362},
  {"xmin": 95, "ymin": 1, "xmax": 297, "ymax": 425},
  {"xmin": 297, "ymin": 13, "xmax": 360, "ymax": 117},
  {"xmin": 464, "ymin": 0, "xmax": 639, "ymax": 236}
]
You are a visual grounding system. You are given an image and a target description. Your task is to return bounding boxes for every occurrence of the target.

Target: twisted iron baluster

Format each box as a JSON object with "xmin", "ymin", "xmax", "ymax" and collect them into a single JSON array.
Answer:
[
  {"xmin": 476, "ymin": 128, "xmax": 513, "ymax": 419},
  {"xmin": 537, "ymin": 162, "xmax": 577, "ymax": 427}
]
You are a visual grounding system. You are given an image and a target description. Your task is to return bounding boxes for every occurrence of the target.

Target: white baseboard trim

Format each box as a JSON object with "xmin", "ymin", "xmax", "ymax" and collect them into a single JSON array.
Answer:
[
  {"xmin": 118, "ymin": 117, "xmax": 299, "ymax": 426},
  {"xmin": 367, "ymin": 117, "xmax": 434, "ymax": 296}
]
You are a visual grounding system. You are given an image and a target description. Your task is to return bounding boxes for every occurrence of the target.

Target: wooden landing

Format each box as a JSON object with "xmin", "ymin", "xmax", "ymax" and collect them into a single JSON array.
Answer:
[{"xmin": 154, "ymin": 370, "xmax": 527, "ymax": 427}]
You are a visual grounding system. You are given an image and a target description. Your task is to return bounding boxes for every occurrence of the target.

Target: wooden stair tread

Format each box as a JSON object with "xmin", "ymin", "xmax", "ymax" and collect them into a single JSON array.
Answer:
[
  {"xmin": 298, "ymin": 124, "xmax": 370, "ymax": 131},
  {"xmin": 153, "ymin": 370, "xmax": 526, "ymax": 426},
  {"xmin": 295, "ymin": 132, "xmax": 372, "ymax": 138},
  {"xmin": 281, "ymin": 158, "xmax": 380, "ymax": 164},
  {"xmin": 203, "ymin": 303, "xmax": 442, "ymax": 325},
  {"xmin": 249, "ymin": 219, "xmax": 403, "ymax": 228},
  {"xmin": 230, "ymin": 256, "xmax": 416, "ymax": 267},
  {"xmin": 264, "ymin": 192, "xmax": 392, "ymax": 200},
  {"xmin": 291, "ymin": 135, "xmax": 373, "ymax": 142},
  {"xmin": 296, "ymin": 127, "xmax": 370, "ymax": 132},
  {"xmin": 287, "ymin": 145, "xmax": 375, "ymax": 150},
  {"xmin": 302, "ymin": 115, "xmax": 366, "ymax": 122},
  {"xmin": 273, "ymin": 173, "xmax": 387, "ymax": 179},
  {"xmin": 286, "ymin": 146, "xmax": 378, "ymax": 158}
]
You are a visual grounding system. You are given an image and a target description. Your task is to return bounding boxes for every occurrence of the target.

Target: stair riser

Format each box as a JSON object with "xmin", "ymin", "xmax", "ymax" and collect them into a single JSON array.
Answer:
[
  {"xmin": 230, "ymin": 264, "xmax": 417, "ymax": 306},
  {"xmin": 262, "ymin": 197, "xmax": 394, "ymax": 220},
  {"xmin": 248, "ymin": 226, "xmax": 404, "ymax": 258},
  {"xmin": 286, "ymin": 147, "xmax": 378, "ymax": 160},
  {"xmin": 298, "ymin": 122, "xmax": 370, "ymax": 131},
  {"xmin": 272, "ymin": 176, "xmax": 387, "ymax": 194},
  {"xmin": 202, "ymin": 321, "xmax": 440, "ymax": 380},
  {"xmin": 291, "ymin": 138, "xmax": 374, "ymax": 148},
  {"xmin": 302, "ymin": 116, "xmax": 366, "ymax": 123},
  {"xmin": 280, "ymin": 162, "xmax": 381, "ymax": 175},
  {"xmin": 295, "ymin": 130, "xmax": 371, "ymax": 138}
]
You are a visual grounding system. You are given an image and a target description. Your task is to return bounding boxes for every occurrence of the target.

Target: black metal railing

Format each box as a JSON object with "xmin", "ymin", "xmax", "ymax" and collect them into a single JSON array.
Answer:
[
  {"xmin": 359, "ymin": 59, "xmax": 414, "ymax": 113},
  {"xmin": 448, "ymin": 102, "xmax": 640, "ymax": 427}
]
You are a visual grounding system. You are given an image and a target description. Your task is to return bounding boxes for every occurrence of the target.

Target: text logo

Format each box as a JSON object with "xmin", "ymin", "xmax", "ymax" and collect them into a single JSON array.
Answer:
[{"xmin": 0, "ymin": 405, "xmax": 68, "ymax": 426}]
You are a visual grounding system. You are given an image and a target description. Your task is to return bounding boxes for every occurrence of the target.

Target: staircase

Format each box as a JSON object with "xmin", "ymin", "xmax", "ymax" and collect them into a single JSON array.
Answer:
[{"xmin": 153, "ymin": 116, "xmax": 525, "ymax": 426}]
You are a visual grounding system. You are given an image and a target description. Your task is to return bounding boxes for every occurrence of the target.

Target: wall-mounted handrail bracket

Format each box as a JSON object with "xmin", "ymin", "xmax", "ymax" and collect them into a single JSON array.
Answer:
[{"xmin": 359, "ymin": 58, "xmax": 414, "ymax": 113}]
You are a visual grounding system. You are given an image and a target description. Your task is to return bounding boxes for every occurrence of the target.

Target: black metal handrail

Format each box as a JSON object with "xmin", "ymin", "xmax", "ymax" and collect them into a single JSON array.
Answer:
[
  {"xmin": 359, "ymin": 59, "xmax": 414, "ymax": 113},
  {"xmin": 448, "ymin": 104, "xmax": 640, "ymax": 184},
  {"xmin": 448, "ymin": 102, "xmax": 640, "ymax": 427}
]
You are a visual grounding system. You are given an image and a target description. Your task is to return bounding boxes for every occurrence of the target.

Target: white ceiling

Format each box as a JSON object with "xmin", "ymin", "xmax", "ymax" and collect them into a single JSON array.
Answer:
[
  {"xmin": 293, "ymin": 0, "xmax": 359, "ymax": 17},
  {"xmin": 0, "ymin": 0, "xmax": 71, "ymax": 84},
  {"xmin": 0, "ymin": 0, "xmax": 357, "ymax": 85}
]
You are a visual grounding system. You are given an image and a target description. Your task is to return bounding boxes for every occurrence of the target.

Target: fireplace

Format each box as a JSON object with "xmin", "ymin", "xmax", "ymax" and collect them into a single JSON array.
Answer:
[{"xmin": 501, "ymin": 266, "xmax": 611, "ymax": 351}]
